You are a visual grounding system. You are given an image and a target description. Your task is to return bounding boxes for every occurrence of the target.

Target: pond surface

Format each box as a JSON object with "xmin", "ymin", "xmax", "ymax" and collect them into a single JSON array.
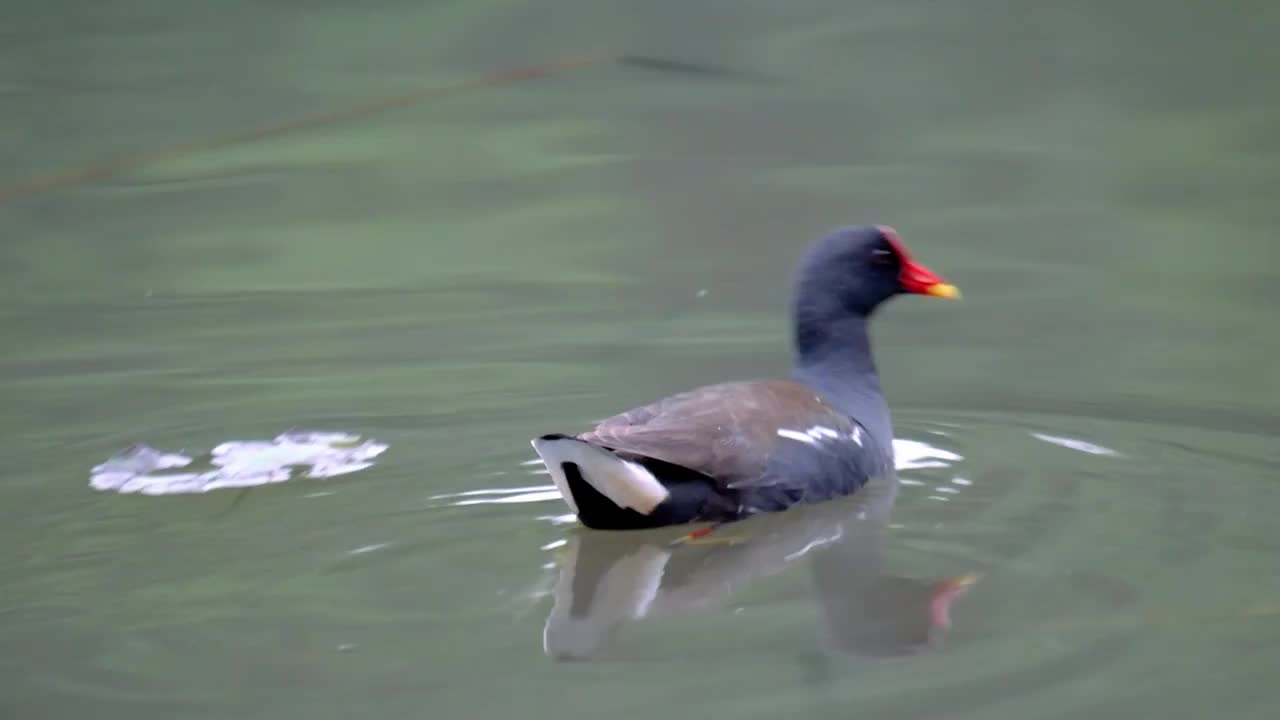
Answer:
[{"xmin": 3, "ymin": 1, "xmax": 1279, "ymax": 718}]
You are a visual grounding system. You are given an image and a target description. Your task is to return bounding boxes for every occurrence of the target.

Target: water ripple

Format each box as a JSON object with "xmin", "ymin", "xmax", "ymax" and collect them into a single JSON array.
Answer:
[{"xmin": 435, "ymin": 436, "xmax": 970, "ymax": 517}]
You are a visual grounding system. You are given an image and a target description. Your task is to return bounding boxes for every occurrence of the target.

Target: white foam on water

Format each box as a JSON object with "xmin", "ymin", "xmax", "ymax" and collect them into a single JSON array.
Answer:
[{"xmin": 89, "ymin": 431, "xmax": 388, "ymax": 495}]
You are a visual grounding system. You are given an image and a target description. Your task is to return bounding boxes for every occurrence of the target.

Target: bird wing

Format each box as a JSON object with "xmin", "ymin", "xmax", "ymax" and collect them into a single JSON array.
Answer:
[{"xmin": 579, "ymin": 379, "xmax": 862, "ymax": 489}]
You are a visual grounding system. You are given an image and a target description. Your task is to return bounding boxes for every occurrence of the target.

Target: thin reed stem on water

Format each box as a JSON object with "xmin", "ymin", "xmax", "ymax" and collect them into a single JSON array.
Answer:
[{"xmin": 0, "ymin": 50, "xmax": 750, "ymax": 206}]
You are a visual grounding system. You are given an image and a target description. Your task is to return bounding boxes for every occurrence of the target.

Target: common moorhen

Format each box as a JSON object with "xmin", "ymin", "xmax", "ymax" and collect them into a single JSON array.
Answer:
[{"xmin": 531, "ymin": 224, "xmax": 959, "ymax": 530}]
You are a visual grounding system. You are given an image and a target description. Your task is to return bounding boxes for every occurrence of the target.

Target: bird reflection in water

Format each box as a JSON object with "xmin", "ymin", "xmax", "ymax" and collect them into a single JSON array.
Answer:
[{"xmin": 540, "ymin": 474, "xmax": 978, "ymax": 661}]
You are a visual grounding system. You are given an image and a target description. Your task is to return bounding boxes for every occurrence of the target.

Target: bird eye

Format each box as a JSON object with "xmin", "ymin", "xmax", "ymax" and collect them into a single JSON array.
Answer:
[{"xmin": 870, "ymin": 248, "xmax": 895, "ymax": 265}]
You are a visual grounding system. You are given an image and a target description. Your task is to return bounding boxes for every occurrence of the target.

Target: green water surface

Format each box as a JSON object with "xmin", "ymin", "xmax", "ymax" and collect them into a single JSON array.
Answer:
[{"xmin": 3, "ymin": 1, "xmax": 1278, "ymax": 718}]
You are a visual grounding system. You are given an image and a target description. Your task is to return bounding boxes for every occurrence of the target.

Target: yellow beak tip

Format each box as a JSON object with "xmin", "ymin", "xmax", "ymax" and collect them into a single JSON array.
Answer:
[{"xmin": 926, "ymin": 283, "xmax": 961, "ymax": 300}]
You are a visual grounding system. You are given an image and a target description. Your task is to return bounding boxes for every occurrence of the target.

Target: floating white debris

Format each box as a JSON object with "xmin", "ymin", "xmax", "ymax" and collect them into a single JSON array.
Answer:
[
  {"xmin": 91, "ymin": 445, "xmax": 192, "ymax": 478},
  {"xmin": 951, "ymin": 477, "xmax": 972, "ymax": 486},
  {"xmin": 541, "ymin": 539, "xmax": 568, "ymax": 551},
  {"xmin": 1031, "ymin": 432, "xmax": 1119, "ymax": 457},
  {"xmin": 89, "ymin": 431, "xmax": 388, "ymax": 495}
]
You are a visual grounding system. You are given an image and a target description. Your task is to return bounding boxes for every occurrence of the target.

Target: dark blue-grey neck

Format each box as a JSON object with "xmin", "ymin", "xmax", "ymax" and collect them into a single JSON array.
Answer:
[{"xmin": 791, "ymin": 312, "xmax": 894, "ymax": 453}]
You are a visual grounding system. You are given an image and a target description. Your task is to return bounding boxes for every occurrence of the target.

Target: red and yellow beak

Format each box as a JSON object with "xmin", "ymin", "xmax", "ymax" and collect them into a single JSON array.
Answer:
[
  {"xmin": 901, "ymin": 262, "xmax": 962, "ymax": 299},
  {"xmin": 877, "ymin": 224, "xmax": 962, "ymax": 299}
]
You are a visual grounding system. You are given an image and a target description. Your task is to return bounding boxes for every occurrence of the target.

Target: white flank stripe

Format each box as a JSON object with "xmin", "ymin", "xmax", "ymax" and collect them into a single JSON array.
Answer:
[{"xmin": 777, "ymin": 429, "xmax": 818, "ymax": 445}]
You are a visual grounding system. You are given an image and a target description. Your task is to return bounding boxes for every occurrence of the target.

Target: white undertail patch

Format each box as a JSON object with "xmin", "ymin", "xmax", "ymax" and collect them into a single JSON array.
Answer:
[
  {"xmin": 530, "ymin": 442, "xmax": 580, "ymax": 514},
  {"xmin": 530, "ymin": 437, "xmax": 669, "ymax": 515}
]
